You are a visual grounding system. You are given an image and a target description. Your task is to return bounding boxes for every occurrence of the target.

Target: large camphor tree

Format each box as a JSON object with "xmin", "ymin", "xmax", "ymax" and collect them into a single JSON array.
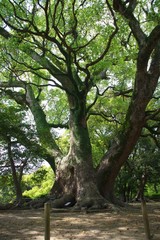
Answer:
[{"xmin": 0, "ymin": 0, "xmax": 160, "ymax": 208}]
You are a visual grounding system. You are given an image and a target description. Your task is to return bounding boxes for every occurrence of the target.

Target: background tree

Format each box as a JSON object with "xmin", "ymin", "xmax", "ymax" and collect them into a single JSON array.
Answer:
[
  {"xmin": 0, "ymin": 0, "xmax": 160, "ymax": 208},
  {"xmin": 115, "ymin": 136, "xmax": 160, "ymax": 202}
]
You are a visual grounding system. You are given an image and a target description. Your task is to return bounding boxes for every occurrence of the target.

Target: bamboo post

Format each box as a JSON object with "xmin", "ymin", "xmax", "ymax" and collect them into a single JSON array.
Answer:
[
  {"xmin": 44, "ymin": 202, "xmax": 51, "ymax": 240},
  {"xmin": 141, "ymin": 199, "xmax": 151, "ymax": 240}
]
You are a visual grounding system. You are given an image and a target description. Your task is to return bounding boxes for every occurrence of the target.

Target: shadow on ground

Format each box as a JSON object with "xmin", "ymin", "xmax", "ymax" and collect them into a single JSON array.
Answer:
[{"xmin": 0, "ymin": 202, "xmax": 160, "ymax": 239}]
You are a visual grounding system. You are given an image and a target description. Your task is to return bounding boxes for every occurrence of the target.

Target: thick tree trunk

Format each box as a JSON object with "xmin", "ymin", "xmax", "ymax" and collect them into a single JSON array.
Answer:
[
  {"xmin": 69, "ymin": 95, "xmax": 107, "ymax": 208},
  {"xmin": 51, "ymin": 157, "xmax": 76, "ymax": 208},
  {"xmin": 51, "ymin": 93, "xmax": 107, "ymax": 208}
]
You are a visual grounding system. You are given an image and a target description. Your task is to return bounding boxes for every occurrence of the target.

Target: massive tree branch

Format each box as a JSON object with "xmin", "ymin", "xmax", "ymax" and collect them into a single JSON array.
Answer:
[
  {"xmin": 0, "ymin": 27, "xmax": 78, "ymax": 95},
  {"xmin": 97, "ymin": 2, "xmax": 160, "ymax": 201},
  {"xmin": 0, "ymin": 80, "xmax": 62, "ymax": 167},
  {"xmin": 113, "ymin": 0, "xmax": 146, "ymax": 47}
]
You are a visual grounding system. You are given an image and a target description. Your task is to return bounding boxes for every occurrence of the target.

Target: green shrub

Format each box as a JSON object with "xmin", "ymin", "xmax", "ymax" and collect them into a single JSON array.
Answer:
[{"xmin": 22, "ymin": 166, "xmax": 55, "ymax": 199}]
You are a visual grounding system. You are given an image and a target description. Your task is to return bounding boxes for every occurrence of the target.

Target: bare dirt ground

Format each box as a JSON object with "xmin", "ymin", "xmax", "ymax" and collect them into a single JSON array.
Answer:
[{"xmin": 0, "ymin": 202, "xmax": 160, "ymax": 240}]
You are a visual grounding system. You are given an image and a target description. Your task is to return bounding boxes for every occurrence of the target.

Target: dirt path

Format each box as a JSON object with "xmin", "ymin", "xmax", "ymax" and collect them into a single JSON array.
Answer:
[{"xmin": 0, "ymin": 202, "xmax": 160, "ymax": 240}]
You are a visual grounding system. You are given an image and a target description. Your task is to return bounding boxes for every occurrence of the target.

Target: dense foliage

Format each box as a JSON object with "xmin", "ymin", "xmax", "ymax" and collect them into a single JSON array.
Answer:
[{"xmin": 0, "ymin": 165, "xmax": 54, "ymax": 204}]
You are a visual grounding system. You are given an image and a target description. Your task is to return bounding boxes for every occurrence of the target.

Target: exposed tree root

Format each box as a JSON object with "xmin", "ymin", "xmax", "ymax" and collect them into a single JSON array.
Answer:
[
  {"xmin": 0, "ymin": 194, "xmax": 126, "ymax": 211},
  {"xmin": 74, "ymin": 196, "xmax": 109, "ymax": 210},
  {"xmin": 51, "ymin": 194, "xmax": 76, "ymax": 208}
]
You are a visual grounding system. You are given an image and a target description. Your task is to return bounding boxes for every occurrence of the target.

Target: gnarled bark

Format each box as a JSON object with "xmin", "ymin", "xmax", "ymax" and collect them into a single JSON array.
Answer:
[{"xmin": 51, "ymin": 92, "xmax": 108, "ymax": 209}]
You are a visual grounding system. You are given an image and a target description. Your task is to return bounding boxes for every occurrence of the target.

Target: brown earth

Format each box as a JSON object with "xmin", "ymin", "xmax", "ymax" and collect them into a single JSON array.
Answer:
[{"xmin": 0, "ymin": 202, "xmax": 160, "ymax": 240}]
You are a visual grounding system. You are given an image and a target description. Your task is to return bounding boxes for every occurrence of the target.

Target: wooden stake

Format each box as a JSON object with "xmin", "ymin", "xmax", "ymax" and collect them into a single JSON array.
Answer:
[
  {"xmin": 44, "ymin": 202, "xmax": 51, "ymax": 240},
  {"xmin": 141, "ymin": 200, "xmax": 151, "ymax": 240}
]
